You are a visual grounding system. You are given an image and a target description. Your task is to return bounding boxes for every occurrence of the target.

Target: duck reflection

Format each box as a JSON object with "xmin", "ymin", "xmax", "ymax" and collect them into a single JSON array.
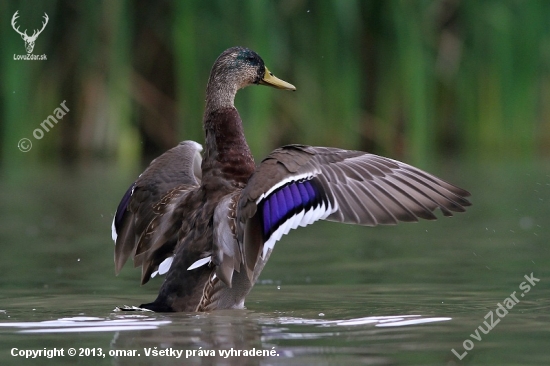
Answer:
[{"xmin": 108, "ymin": 310, "xmax": 451, "ymax": 365}]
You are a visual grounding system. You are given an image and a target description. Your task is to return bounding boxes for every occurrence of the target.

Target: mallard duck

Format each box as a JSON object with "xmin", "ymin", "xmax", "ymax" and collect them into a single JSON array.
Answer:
[{"xmin": 112, "ymin": 47, "xmax": 471, "ymax": 312}]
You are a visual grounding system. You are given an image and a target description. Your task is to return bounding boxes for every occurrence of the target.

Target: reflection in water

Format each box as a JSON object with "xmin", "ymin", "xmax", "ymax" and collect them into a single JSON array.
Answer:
[
  {"xmin": 1, "ymin": 163, "xmax": 548, "ymax": 364},
  {"xmin": 0, "ymin": 313, "xmax": 450, "ymax": 334},
  {"xmin": 0, "ymin": 312, "xmax": 451, "ymax": 364},
  {"xmin": 275, "ymin": 314, "xmax": 451, "ymax": 327},
  {"xmin": 0, "ymin": 315, "xmax": 170, "ymax": 333}
]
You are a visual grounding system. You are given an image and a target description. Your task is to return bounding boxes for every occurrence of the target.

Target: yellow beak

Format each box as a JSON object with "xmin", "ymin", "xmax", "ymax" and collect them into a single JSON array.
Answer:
[{"xmin": 259, "ymin": 67, "xmax": 296, "ymax": 91}]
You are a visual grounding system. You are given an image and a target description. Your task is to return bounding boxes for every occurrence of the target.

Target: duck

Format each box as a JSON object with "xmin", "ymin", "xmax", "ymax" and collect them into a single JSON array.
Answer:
[{"xmin": 111, "ymin": 46, "xmax": 471, "ymax": 312}]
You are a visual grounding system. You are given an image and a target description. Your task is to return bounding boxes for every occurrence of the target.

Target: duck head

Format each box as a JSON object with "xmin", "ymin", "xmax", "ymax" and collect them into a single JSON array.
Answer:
[{"xmin": 205, "ymin": 47, "xmax": 295, "ymax": 110}]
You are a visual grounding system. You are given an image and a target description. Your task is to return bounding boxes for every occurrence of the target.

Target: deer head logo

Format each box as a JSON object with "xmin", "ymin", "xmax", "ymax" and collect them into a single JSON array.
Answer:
[{"xmin": 11, "ymin": 11, "xmax": 49, "ymax": 54}]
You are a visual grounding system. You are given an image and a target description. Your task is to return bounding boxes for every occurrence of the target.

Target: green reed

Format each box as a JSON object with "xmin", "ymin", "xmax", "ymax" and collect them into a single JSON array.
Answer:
[{"xmin": 1, "ymin": 0, "xmax": 549, "ymax": 173}]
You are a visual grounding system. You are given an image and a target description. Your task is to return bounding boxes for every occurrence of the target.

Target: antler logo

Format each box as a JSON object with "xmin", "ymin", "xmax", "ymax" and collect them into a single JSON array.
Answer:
[{"xmin": 11, "ymin": 11, "xmax": 49, "ymax": 54}]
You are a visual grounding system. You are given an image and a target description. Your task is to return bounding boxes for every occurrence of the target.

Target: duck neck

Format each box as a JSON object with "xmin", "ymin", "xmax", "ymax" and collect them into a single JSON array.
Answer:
[
  {"xmin": 201, "ymin": 103, "xmax": 256, "ymax": 190},
  {"xmin": 205, "ymin": 77, "xmax": 238, "ymax": 111}
]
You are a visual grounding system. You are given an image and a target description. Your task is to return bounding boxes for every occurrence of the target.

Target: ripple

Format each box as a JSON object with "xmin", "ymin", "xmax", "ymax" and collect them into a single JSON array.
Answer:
[
  {"xmin": 274, "ymin": 314, "xmax": 451, "ymax": 327},
  {"xmin": 0, "ymin": 315, "xmax": 171, "ymax": 334}
]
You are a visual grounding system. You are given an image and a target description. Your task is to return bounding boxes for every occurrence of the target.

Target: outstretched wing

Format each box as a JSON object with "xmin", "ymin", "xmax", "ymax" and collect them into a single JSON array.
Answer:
[
  {"xmin": 112, "ymin": 141, "xmax": 203, "ymax": 282},
  {"xmin": 237, "ymin": 145, "xmax": 471, "ymax": 279}
]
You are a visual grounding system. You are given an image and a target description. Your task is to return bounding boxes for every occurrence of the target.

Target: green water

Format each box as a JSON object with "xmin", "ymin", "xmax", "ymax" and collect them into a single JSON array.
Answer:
[{"xmin": 0, "ymin": 161, "xmax": 549, "ymax": 365}]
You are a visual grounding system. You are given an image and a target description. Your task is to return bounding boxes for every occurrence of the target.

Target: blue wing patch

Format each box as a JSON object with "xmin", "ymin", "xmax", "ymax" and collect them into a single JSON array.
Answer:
[{"xmin": 259, "ymin": 178, "xmax": 328, "ymax": 245}]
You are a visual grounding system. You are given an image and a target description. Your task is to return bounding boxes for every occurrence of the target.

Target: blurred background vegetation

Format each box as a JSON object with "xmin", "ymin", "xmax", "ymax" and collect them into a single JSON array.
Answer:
[{"xmin": 1, "ymin": 0, "xmax": 550, "ymax": 173}]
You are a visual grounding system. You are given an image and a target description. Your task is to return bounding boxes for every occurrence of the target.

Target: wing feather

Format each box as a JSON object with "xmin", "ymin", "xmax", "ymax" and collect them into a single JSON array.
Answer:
[
  {"xmin": 237, "ymin": 145, "xmax": 471, "ymax": 279},
  {"xmin": 112, "ymin": 141, "xmax": 202, "ymax": 281},
  {"xmin": 212, "ymin": 192, "xmax": 242, "ymax": 287}
]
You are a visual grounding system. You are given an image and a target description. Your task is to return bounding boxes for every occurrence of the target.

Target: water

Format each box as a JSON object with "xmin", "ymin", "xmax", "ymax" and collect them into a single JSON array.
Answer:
[{"xmin": 1, "ymin": 161, "xmax": 549, "ymax": 365}]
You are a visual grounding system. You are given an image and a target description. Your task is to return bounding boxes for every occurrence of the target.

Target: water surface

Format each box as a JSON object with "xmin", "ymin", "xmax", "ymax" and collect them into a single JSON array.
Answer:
[{"xmin": 1, "ymin": 161, "xmax": 549, "ymax": 365}]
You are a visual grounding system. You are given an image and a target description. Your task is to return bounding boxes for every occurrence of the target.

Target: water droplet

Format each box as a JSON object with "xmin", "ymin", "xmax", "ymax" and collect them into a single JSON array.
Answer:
[
  {"xmin": 277, "ymin": 285, "xmax": 281, "ymax": 290},
  {"xmin": 77, "ymin": 258, "xmax": 81, "ymax": 262},
  {"xmin": 319, "ymin": 313, "xmax": 325, "ymax": 317}
]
